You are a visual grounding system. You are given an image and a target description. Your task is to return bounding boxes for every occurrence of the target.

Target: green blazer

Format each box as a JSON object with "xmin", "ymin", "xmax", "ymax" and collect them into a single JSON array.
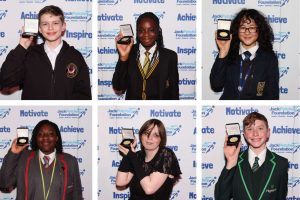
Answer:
[{"xmin": 215, "ymin": 149, "xmax": 288, "ymax": 200}]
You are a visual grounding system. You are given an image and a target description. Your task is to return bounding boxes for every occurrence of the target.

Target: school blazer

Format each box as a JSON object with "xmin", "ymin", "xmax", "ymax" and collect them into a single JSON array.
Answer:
[
  {"xmin": 0, "ymin": 150, "xmax": 83, "ymax": 200},
  {"xmin": 112, "ymin": 45, "xmax": 179, "ymax": 100},
  {"xmin": 215, "ymin": 149, "xmax": 288, "ymax": 200},
  {"xmin": 210, "ymin": 48, "xmax": 279, "ymax": 100}
]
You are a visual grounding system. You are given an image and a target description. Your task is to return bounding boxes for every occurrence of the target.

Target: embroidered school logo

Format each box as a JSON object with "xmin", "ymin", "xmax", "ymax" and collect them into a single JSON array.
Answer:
[
  {"xmin": 202, "ymin": 106, "xmax": 214, "ymax": 118},
  {"xmin": 166, "ymin": 125, "xmax": 182, "ymax": 136},
  {"xmin": 256, "ymin": 81, "xmax": 265, "ymax": 96},
  {"xmin": 98, "ymin": 0, "xmax": 121, "ymax": 5},
  {"xmin": 0, "ymin": 139, "xmax": 11, "ymax": 149},
  {"xmin": 66, "ymin": 63, "xmax": 78, "ymax": 78},
  {"xmin": 279, "ymin": 66, "xmax": 289, "ymax": 78},
  {"xmin": 170, "ymin": 190, "xmax": 180, "ymax": 200},
  {"xmin": 107, "ymin": 108, "xmax": 140, "ymax": 119},
  {"xmin": 288, "ymin": 177, "xmax": 300, "ymax": 188},
  {"xmin": 0, "ymin": 108, "xmax": 10, "ymax": 119},
  {"xmin": 258, "ymin": 0, "xmax": 289, "ymax": 7},
  {"xmin": 270, "ymin": 106, "xmax": 300, "ymax": 118},
  {"xmin": 57, "ymin": 108, "xmax": 88, "ymax": 119},
  {"xmin": 62, "ymin": 140, "xmax": 87, "ymax": 149},
  {"xmin": 202, "ymin": 142, "xmax": 216, "ymax": 153},
  {"xmin": 274, "ymin": 32, "xmax": 290, "ymax": 43},
  {"xmin": 202, "ymin": 176, "xmax": 217, "ymax": 188}
]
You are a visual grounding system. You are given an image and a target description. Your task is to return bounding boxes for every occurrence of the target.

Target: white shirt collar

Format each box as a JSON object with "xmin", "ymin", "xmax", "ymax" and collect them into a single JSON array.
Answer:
[
  {"xmin": 239, "ymin": 42, "xmax": 259, "ymax": 61},
  {"xmin": 248, "ymin": 147, "xmax": 266, "ymax": 167},
  {"xmin": 39, "ymin": 149, "xmax": 56, "ymax": 165},
  {"xmin": 139, "ymin": 42, "xmax": 157, "ymax": 55},
  {"xmin": 44, "ymin": 41, "xmax": 63, "ymax": 55}
]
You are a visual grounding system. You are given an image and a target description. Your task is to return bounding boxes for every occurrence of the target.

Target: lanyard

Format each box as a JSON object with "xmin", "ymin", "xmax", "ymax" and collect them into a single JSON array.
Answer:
[
  {"xmin": 238, "ymin": 59, "xmax": 253, "ymax": 93},
  {"xmin": 39, "ymin": 157, "xmax": 57, "ymax": 200}
]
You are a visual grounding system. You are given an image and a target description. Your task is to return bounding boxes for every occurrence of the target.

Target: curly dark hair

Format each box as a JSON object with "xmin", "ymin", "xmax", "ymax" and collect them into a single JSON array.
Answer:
[
  {"xmin": 30, "ymin": 120, "xmax": 63, "ymax": 153},
  {"xmin": 227, "ymin": 9, "xmax": 274, "ymax": 62},
  {"xmin": 136, "ymin": 12, "xmax": 164, "ymax": 48}
]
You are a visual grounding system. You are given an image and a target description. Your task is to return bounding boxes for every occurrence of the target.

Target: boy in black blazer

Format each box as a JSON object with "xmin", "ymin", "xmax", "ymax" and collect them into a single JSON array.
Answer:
[{"xmin": 215, "ymin": 112, "xmax": 288, "ymax": 200}]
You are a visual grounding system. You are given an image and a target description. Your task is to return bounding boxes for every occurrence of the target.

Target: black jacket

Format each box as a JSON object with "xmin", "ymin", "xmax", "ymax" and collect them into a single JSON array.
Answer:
[
  {"xmin": 215, "ymin": 149, "xmax": 288, "ymax": 200},
  {"xmin": 210, "ymin": 48, "xmax": 279, "ymax": 100},
  {"xmin": 112, "ymin": 45, "xmax": 179, "ymax": 100},
  {"xmin": 0, "ymin": 41, "xmax": 91, "ymax": 100}
]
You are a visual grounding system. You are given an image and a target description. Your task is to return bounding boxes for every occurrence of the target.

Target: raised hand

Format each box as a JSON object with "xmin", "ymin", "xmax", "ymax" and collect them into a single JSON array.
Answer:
[
  {"xmin": 115, "ymin": 32, "xmax": 134, "ymax": 61},
  {"xmin": 215, "ymin": 31, "xmax": 232, "ymax": 58},
  {"xmin": 10, "ymin": 138, "xmax": 29, "ymax": 154},
  {"xmin": 224, "ymin": 135, "xmax": 241, "ymax": 169}
]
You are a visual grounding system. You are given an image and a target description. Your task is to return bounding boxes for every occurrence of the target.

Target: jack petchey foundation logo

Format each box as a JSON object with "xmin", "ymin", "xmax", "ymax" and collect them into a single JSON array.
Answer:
[
  {"xmin": 98, "ymin": 62, "xmax": 117, "ymax": 72},
  {"xmin": 0, "ymin": 46, "xmax": 8, "ymax": 57},
  {"xmin": 0, "ymin": 108, "xmax": 11, "ymax": 119},
  {"xmin": 274, "ymin": 32, "xmax": 290, "ymax": 43},
  {"xmin": 279, "ymin": 67, "xmax": 289, "ymax": 78},
  {"xmin": 202, "ymin": 106, "xmax": 214, "ymax": 118},
  {"xmin": 0, "ymin": 139, "xmax": 11, "ymax": 150},
  {"xmin": 57, "ymin": 108, "xmax": 88, "ymax": 119},
  {"xmin": 0, "ymin": 10, "xmax": 8, "ymax": 20},
  {"xmin": 258, "ymin": 0, "xmax": 289, "ymax": 7},
  {"xmin": 107, "ymin": 108, "xmax": 140, "ymax": 119},
  {"xmin": 98, "ymin": 0, "xmax": 122, "ymax": 5},
  {"xmin": 19, "ymin": 0, "xmax": 47, "ymax": 3},
  {"xmin": 202, "ymin": 176, "xmax": 217, "ymax": 188},
  {"xmin": 64, "ymin": 11, "xmax": 92, "ymax": 22},
  {"xmin": 62, "ymin": 140, "xmax": 87, "ymax": 149},
  {"xmin": 270, "ymin": 107, "xmax": 300, "ymax": 118}
]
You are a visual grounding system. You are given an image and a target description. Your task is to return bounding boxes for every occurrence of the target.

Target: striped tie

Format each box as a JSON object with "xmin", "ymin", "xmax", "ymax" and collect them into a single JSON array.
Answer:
[
  {"xmin": 143, "ymin": 51, "xmax": 150, "ymax": 75},
  {"xmin": 243, "ymin": 51, "xmax": 251, "ymax": 62},
  {"xmin": 252, "ymin": 156, "xmax": 259, "ymax": 172},
  {"xmin": 43, "ymin": 155, "xmax": 50, "ymax": 168}
]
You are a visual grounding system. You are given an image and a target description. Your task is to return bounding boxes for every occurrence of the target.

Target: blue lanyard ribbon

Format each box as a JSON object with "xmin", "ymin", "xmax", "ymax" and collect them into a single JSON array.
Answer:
[{"xmin": 238, "ymin": 59, "xmax": 253, "ymax": 93}]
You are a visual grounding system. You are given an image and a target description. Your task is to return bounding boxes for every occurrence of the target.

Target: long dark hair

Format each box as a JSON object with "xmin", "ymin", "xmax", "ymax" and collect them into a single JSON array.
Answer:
[
  {"xmin": 227, "ymin": 9, "xmax": 274, "ymax": 62},
  {"xmin": 136, "ymin": 12, "xmax": 164, "ymax": 48},
  {"xmin": 138, "ymin": 119, "xmax": 167, "ymax": 151},
  {"xmin": 30, "ymin": 120, "xmax": 63, "ymax": 153}
]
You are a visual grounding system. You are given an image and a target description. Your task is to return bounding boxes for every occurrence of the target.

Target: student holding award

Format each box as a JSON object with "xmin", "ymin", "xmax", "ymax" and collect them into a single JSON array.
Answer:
[
  {"xmin": 0, "ymin": 5, "xmax": 91, "ymax": 100},
  {"xmin": 0, "ymin": 120, "xmax": 83, "ymax": 200},
  {"xmin": 112, "ymin": 12, "xmax": 179, "ymax": 100},
  {"xmin": 116, "ymin": 119, "xmax": 181, "ymax": 200},
  {"xmin": 215, "ymin": 112, "xmax": 288, "ymax": 200},
  {"xmin": 210, "ymin": 9, "xmax": 279, "ymax": 100}
]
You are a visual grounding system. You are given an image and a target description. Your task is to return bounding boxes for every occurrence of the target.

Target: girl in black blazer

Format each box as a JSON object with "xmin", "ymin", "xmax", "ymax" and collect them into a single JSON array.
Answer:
[
  {"xmin": 112, "ymin": 12, "xmax": 179, "ymax": 100},
  {"xmin": 210, "ymin": 9, "xmax": 279, "ymax": 100}
]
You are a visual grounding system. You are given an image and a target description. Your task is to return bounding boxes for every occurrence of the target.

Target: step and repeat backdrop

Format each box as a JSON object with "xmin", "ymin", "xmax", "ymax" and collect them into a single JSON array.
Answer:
[
  {"xmin": 0, "ymin": 0, "xmax": 92, "ymax": 100},
  {"xmin": 202, "ymin": 0, "xmax": 300, "ymax": 100},
  {"xmin": 98, "ymin": 1, "xmax": 196, "ymax": 100},
  {"xmin": 202, "ymin": 105, "xmax": 300, "ymax": 199},
  {"xmin": 98, "ymin": 106, "xmax": 196, "ymax": 200},
  {"xmin": 0, "ymin": 106, "xmax": 92, "ymax": 199}
]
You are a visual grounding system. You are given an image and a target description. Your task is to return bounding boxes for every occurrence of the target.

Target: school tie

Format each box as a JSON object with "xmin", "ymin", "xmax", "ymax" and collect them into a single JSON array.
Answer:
[
  {"xmin": 43, "ymin": 155, "xmax": 50, "ymax": 168},
  {"xmin": 143, "ymin": 51, "xmax": 150, "ymax": 75},
  {"xmin": 243, "ymin": 51, "xmax": 251, "ymax": 62},
  {"xmin": 252, "ymin": 156, "xmax": 259, "ymax": 172}
]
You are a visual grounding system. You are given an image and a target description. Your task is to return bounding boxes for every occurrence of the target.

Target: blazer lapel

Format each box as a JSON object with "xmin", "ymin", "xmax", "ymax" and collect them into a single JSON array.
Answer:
[{"xmin": 238, "ymin": 150, "xmax": 254, "ymax": 200}]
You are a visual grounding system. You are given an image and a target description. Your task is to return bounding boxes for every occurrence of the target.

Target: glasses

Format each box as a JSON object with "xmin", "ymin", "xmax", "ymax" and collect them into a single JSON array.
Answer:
[{"xmin": 239, "ymin": 26, "xmax": 258, "ymax": 33}]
